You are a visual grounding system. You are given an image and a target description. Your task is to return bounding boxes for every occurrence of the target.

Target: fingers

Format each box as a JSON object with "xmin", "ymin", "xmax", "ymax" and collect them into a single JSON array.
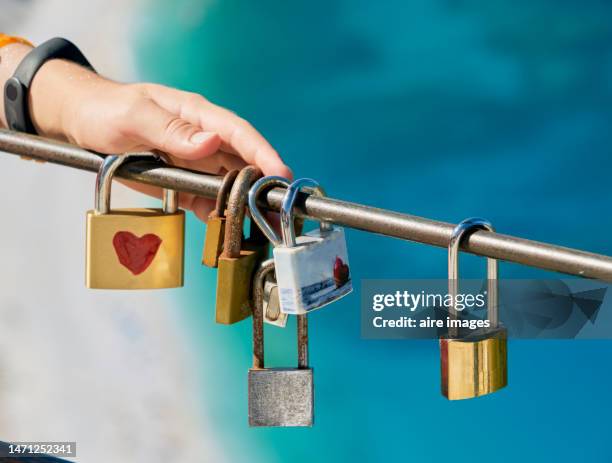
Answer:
[
  {"xmin": 144, "ymin": 84, "xmax": 293, "ymax": 178},
  {"xmin": 117, "ymin": 149, "xmax": 247, "ymax": 221},
  {"xmin": 190, "ymin": 196, "xmax": 217, "ymax": 222},
  {"xmin": 170, "ymin": 150, "xmax": 248, "ymax": 175},
  {"xmin": 118, "ymin": 84, "xmax": 294, "ymax": 224},
  {"xmin": 121, "ymin": 96, "xmax": 222, "ymax": 161},
  {"xmin": 202, "ymin": 105, "xmax": 290, "ymax": 177}
]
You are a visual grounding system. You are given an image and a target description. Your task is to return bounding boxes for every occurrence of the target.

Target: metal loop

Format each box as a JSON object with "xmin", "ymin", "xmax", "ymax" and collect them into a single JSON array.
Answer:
[
  {"xmin": 252, "ymin": 259, "xmax": 275, "ymax": 369},
  {"xmin": 280, "ymin": 178, "xmax": 333, "ymax": 248},
  {"xmin": 222, "ymin": 166, "xmax": 262, "ymax": 258},
  {"xmin": 94, "ymin": 154, "xmax": 123, "ymax": 214},
  {"xmin": 252, "ymin": 258, "xmax": 309, "ymax": 369},
  {"xmin": 448, "ymin": 217, "xmax": 499, "ymax": 334},
  {"xmin": 162, "ymin": 189, "xmax": 178, "ymax": 214},
  {"xmin": 94, "ymin": 152, "xmax": 179, "ymax": 214},
  {"xmin": 297, "ymin": 314, "xmax": 309, "ymax": 369},
  {"xmin": 213, "ymin": 170, "xmax": 239, "ymax": 217},
  {"xmin": 248, "ymin": 176, "xmax": 291, "ymax": 246}
]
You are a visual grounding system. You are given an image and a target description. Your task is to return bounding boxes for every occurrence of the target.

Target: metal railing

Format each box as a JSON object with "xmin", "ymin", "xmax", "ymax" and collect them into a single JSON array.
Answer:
[{"xmin": 1, "ymin": 128, "xmax": 611, "ymax": 282}]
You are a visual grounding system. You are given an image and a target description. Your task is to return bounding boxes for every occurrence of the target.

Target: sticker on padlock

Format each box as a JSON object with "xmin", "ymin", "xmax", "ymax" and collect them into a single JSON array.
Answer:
[
  {"xmin": 249, "ymin": 177, "xmax": 352, "ymax": 315},
  {"xmin": 86, "ymin": 153, "xmax": 185, "ymax": 289},
  {"xmin": 439, "ymin": 217, "xmax": 508, "ymax": 400},
  {"xmin": 248, "ymin": 260, "xmax": 313, "ymax": 427}
]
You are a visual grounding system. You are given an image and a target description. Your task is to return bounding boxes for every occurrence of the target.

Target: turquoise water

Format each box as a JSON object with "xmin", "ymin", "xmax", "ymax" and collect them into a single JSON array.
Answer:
[{"xmin": 137, "ymin": 1, "xmax": 612, "ymax": 461}]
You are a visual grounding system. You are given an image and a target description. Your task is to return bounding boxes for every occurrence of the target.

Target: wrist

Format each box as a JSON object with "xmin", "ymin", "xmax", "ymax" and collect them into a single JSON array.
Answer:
[
  {"xmin": 29, "ymin": 57, "xmax": 103, "ymax": 140},
  {"xmin": 1, "ymin": 40, "xmax": 103, "ymax": 140}
]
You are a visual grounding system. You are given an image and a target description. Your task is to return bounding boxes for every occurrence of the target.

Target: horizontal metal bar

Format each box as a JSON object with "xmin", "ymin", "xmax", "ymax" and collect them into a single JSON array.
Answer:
[{"xmin": 1, "ymin": 129, "xmax": 611, "ymax": 281}]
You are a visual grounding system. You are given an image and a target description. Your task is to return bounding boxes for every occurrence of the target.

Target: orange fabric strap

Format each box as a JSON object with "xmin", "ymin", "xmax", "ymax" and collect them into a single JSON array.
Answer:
[{"xmin": 0, "ymin": 34, "xmax": 33, "ymax": 49}]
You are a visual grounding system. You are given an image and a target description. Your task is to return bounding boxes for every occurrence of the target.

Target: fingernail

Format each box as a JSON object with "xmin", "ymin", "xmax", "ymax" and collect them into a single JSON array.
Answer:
[{"xmin": 190, "ymin": 131, "xmax": 215, "ymax": 144}]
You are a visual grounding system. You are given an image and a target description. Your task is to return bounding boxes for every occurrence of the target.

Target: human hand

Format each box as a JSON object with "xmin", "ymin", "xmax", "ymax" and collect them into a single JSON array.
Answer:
[{"xmin": 0, "ymin": 43, "xmax": 291, "ymax": 221}]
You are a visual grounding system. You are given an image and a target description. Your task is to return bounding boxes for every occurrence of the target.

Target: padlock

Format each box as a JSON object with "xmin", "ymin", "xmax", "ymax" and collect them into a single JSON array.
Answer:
[
  {"xmin": 202, "ymin": 169, "xmax": 239, "ymax": 267},
  {"xmin": 254, "ymin": 259, "xmax": 288, "ymax": 328},
  {"xmin": 86, "ymin": 153, "xmax": 185, "ymax": 289},
  {"xmin": 439, "ymin": 217, "xmax": 507, "ymax": 400},
  {"xmin": 249, "ymin": 177, "xmax": 352, "ymax": 315},
  {"xmin": 247, "ymin": 175, "xmax": 296, "ymax": 327},
  {"xmin": 215, "ymin": 166, "xmax": 268, "ymax": 324},
  {"xmin": 248, "ymin": 259, "xmax": 313, "ymax": 427}
]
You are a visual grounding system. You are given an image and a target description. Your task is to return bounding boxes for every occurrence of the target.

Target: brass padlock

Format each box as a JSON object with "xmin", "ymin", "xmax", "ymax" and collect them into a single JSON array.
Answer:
[
  {"xmin": 86, "ymin": 153, "xmax": 185, "ymax": 289},
  {"xmin": 202, "ymin": 169, "xmax": 239, "ymax": 267},
  {"xmin": 248, "ymin": 260, "xmax": 313, "ymax": 427},
  {"xmin": 215, "ymin": 166, "xmax": 268, "ymax": 324},
  {"xmin": 440, "ymin": 217, "xmax": 507, "ymax": 400}
]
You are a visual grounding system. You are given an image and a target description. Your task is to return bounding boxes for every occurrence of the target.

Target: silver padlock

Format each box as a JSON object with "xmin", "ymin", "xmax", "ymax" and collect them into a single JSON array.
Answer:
[
  {"xmin": 249, "ymin": 177, "xmax": 352, "ymax": 315},
  {"xmin": 246, "ymin": 176, "xmax": 290, "ymax": 328},
  {"xmin": 248, "ymin": 258, "xmax": 314, "ymax": 427}
]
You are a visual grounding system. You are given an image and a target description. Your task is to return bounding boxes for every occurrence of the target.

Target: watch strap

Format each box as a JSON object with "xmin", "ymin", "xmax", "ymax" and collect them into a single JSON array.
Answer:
[{"xmin": 4, "ymin": 37, "xmax": 95, "ymax": 134}]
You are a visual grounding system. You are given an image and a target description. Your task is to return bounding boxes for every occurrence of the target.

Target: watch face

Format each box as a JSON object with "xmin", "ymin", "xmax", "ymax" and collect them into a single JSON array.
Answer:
[
  {"xmin": 4, "ymin": 76, "xmax": 24, "ymax": 131},
  {"xmin": 5, "ymin": 78, "xmax": 19, "ymax": 101}
]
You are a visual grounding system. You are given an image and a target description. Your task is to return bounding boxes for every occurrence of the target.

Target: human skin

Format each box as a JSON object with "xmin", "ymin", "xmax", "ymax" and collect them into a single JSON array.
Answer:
[{"xmin": 0, "ymin": 42, "xmax": 292, "ymax": 221}]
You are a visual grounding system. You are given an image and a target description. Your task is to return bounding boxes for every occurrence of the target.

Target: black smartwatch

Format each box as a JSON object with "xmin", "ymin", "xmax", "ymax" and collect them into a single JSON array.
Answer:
[{"xmin": 4, "ymin": 37, "xmax": 95, "ymax": 134}]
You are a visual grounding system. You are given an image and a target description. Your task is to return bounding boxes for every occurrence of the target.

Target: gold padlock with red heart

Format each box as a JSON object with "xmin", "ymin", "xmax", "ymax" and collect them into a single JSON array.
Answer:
[{"xmin": 85, "ymin": 153, "xmax": 185, "ymax": 289}]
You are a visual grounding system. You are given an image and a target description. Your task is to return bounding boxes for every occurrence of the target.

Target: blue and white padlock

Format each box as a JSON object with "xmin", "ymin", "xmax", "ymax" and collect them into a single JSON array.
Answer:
[{"xmin": 248, "ymin": 177, "xmax": 352, "ymax": 315}]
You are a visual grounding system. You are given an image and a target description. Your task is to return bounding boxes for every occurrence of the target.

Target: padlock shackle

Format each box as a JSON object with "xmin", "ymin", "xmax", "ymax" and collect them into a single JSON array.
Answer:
[
  {"xmin": 252, "ymin": 259, "xmax": 275, "ymax": 369},
  {"xmin": 280, "ymin": 178, "xmax": 333, "ymax": 248},
  {"xmin": 248, "ymin": 176, "xmax": 291, "ymax": 246},
  {"xmin": 162, "ymin": 188, "xmax": 178, "ymax": 214},
  {"xmin": 297, "ymin": 314, "xmax": 308, "ymax": 369},
  {"xmin": 448, "ymin": 217, "xmax": 499, "ymax": 334},
  {"xmin": 252, "ymin": 259, "xmax": 309, "ymax": 370},
  {"xmin": 212, "ymin": 169, "xmax": 239, "ymax": 218},
  {"xmin": 222, "ymin": 166, "xmax": 262, "ymax": 258},
  {"xmin": 94, "ymin": 153, "xmax": 179, "ymax": 214}
]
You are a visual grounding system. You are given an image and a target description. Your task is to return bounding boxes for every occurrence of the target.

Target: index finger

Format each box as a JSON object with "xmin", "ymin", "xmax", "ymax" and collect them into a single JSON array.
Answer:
[
  {"xmin": 145, "ymin": 85, "xmax": 292, "ymax": 178},
  {"xmin": 194, "ymin": 103, "xmax": 293, "ymax": 179}
]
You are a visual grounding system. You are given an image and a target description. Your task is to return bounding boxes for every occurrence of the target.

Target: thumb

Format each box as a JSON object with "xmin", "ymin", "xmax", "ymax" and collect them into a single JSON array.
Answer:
[{"xmin": 125, "ymin": 97, "xmax": 221, "ymax": 159}]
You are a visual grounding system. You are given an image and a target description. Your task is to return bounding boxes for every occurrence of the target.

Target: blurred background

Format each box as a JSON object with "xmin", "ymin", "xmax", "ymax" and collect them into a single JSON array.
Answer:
[{"xmin": 1, "ymin": 0, "xmax": 612, "ymax": 461}]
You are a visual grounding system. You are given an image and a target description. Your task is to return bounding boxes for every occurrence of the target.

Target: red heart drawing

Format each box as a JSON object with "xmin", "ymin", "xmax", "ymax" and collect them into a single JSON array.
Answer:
[
  {"xmin": 112, "ymin": 231, "xmax": 162, "ymax": 275},
  {"xmin": 333, "ymin": 256, "xmax": 350, "ymax": 288}
]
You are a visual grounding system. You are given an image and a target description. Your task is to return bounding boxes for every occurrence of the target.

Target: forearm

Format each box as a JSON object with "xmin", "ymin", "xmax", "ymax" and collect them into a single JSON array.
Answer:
[
  {"xmin": 0, "ymin": 41, "xmax": 103, "ymax": 139},
  {"xmin": 0, "ymin": 36, "xmax": 289, "ymax": 223}
]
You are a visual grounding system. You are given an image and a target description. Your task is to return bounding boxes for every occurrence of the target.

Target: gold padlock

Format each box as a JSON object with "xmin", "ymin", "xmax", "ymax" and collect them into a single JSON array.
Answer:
[
  {"xmin": 86, "ymin": 153, "xmax": 185, "ymax": 289},
  {"xmin": 202, "ymin": 169, "xmax": 239, "ymax": 268},
  {"xmin": 439, "ymin": 217, "xmax": 507, "ymax": 400},
  {"xmin": 215, "ymin": 166, "xmax": 268, "ymax": 324}
]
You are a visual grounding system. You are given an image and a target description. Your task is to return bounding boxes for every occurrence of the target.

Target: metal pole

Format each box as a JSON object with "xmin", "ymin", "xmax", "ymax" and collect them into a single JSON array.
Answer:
[{"xmin": 1, "ymin": 129, "xmax": 611, "ymax": 281}]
